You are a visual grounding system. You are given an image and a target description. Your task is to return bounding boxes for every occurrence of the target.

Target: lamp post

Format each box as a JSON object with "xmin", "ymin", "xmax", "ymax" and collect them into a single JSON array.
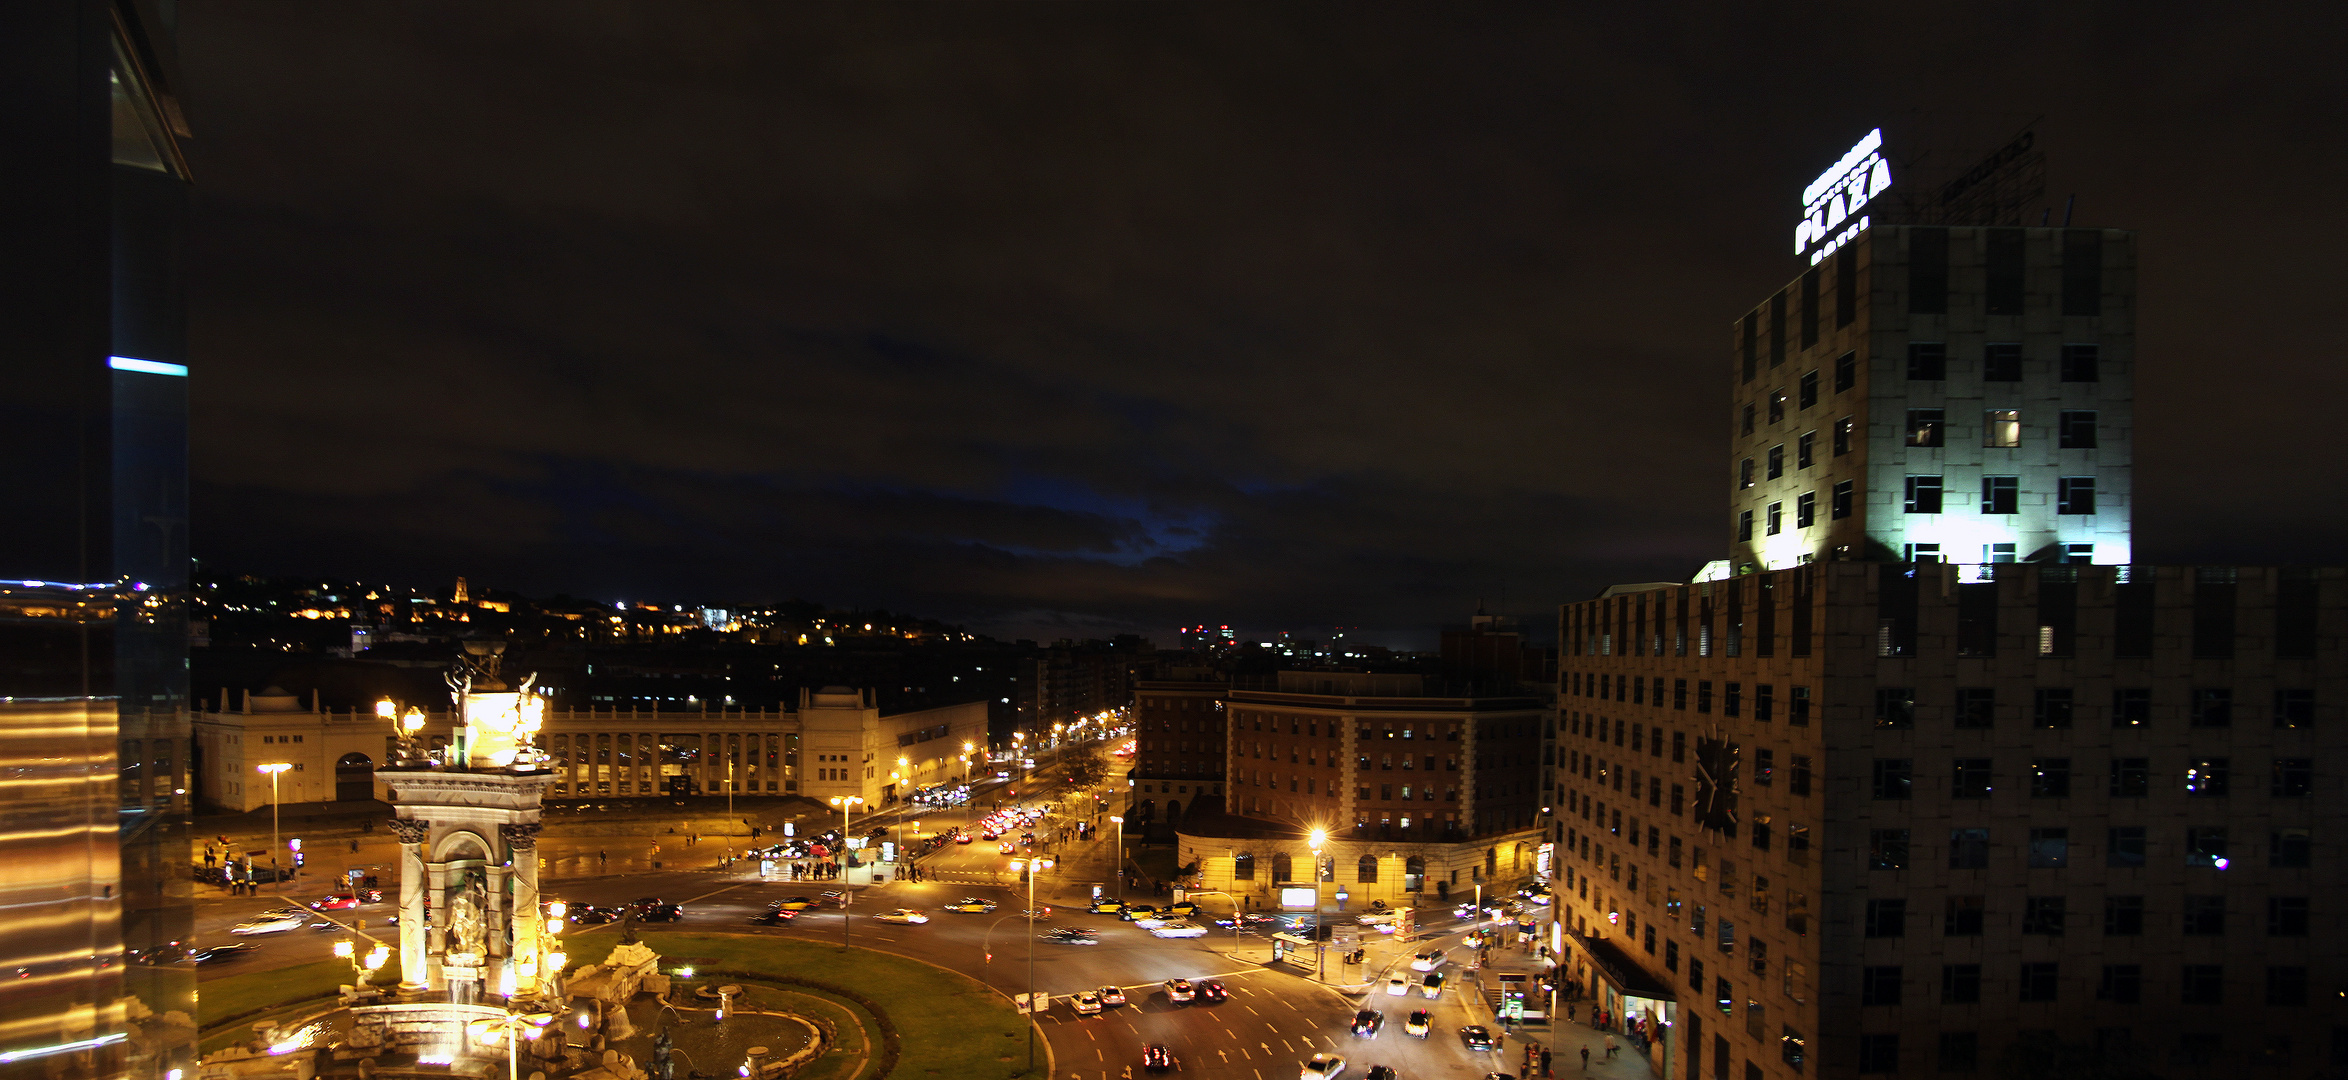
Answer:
[
  {"xmin": 1308, "ymin": 828, "xmax": 1327, "ymax": 982},
  {"xmin": 830, "ymin": 796, "xmax": 864, "ymax": 949},
  {"xmin": 334, "ymin": 939, "xmax": 392, "ymax": 987},
  {"xmin": 1010, "ymin": 855, "xmax": 1054, "ymax": 1073},
  {"xmin": 257, "ymin": 763, "xmax": 292, "ymax": 888},
  {"xmin": 1108, "ymin": 816, "xmax": 1124, "ymax": 902}
]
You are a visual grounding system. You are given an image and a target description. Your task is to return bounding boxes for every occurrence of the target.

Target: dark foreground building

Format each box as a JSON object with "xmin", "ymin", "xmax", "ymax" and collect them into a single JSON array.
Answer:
[{"xmin": 0, "ymin": 3, "xmax": 195, "ymax": 1077}]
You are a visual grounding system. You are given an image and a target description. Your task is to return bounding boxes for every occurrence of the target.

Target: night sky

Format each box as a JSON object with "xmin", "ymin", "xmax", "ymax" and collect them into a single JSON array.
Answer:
[{"xmin": 177, "ymin": 4, "xmax": 2348, "ymax": 646}]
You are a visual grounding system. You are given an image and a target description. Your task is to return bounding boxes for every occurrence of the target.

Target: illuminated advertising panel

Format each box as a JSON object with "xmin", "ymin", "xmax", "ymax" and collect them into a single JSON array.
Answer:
[
  {"xmin": 1794, "ymin": 129, "xmax": 1892, "ymax": 264},
  {"xmin": 1278, "ymin": 887, "xmax": 1317, "ymax": 910}
]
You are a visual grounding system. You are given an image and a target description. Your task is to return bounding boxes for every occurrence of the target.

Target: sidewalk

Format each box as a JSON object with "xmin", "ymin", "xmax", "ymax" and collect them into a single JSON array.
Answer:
[{"xmin": 1470, "ymin": 941, "xmax": 1661, "ymax": 1080}]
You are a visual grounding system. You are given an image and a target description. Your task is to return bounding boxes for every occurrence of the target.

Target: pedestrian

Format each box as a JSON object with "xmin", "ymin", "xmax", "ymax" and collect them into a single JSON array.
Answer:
[
  {"xmin": 1604, "ymin": 1035, "xmax": 1617, "ymax": 1058},
  {"xmin": 1541, "ymin": 1049, "xmax": 1552, "ymax": 1077},
  {"xmin": 1580, "ymin": 1046, "xmax": 1590, "ymax": 1071},
  {"xmin": 1567, "ymin": 1004, "xmax": 1576, "ymax": 1022}
]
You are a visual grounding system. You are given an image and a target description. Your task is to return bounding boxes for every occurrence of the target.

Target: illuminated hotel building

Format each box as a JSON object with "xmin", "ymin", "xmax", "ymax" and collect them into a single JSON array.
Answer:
[
  {"xmin": 1729, "ymin": 225, "xmax": 2135, "ymax": 571},
  {"xmin": 1550, "ymin": 135, "xmax": 2345, "ymax": 1080},
  {"xmin": 0, "ymin": 3, "xmax": 196, "ymax": 1077}
]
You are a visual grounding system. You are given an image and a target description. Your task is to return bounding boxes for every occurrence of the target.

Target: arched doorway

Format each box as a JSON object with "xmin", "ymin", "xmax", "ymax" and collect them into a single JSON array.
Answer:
[
  {"xmin": 1165, "ymin": 799, "xmax": 1182, "ymax": 821},
  {"xmin": 335, "ymin": 753, "xmax": 374, "ymax": 802}
]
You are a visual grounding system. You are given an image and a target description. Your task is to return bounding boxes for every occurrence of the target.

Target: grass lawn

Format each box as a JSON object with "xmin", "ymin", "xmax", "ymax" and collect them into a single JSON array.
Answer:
[{"xmin": 200, "ymin": 932, "xmax": 1039, "ymax": 1080}]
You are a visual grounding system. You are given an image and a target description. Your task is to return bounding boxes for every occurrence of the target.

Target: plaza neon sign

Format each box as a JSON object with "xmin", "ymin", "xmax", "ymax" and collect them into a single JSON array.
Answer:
[{"xmin": 1794, "ymin": 128, "xmax": 1892, "ymax": 264}]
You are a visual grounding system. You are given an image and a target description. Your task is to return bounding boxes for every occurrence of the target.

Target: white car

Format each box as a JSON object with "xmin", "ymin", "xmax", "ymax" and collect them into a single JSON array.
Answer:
[
  {"xmin": 1300, "ymin": 1053, "xmax": 1347, "ymax": 1080},
  {"xmin": 875, "ymin": 909, "xmax": 930, "ymax": 925},
  {"xmin": 1410, "ymin": 949, "xmax": 1446, "ymax": 972},
  {"xmin": 1163, "ymin": 978, "xmax": 1196, "ymax": 1003},
  {"xmin": 230, "ymin": 913, "xmax": 306, "ymax": 936},
  {"xmin": 1149, "ymin": 921, "xmax": 1208, "ymax": 938},
  {"xmin": 1384, "ymin": 974, "xmax": 1411, "ymax": 996},
  {"xmin": 1072, "ymin": 992, "xmax": 1103, "ymax": 1016}
]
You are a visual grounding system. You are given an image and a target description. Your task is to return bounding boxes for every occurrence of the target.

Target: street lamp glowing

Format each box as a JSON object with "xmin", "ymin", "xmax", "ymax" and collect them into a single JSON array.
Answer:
[
  {"xmin": 402, "ymin": 707, "xmax": 425, "ymax": 733},
  {"xmin": 1308, "ymin": 827, "xmax": 1327, "ymax": 848},
  {"xmin": 375, "ymin": 699, "xmax": 396, "ymax": 719},
  {"xmin": 257, "ymin": 763, "xmax": 291, "ymax": 777}
]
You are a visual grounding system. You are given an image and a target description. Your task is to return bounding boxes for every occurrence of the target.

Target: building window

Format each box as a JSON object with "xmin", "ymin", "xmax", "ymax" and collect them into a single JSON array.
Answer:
[
  {"xmin": 1740, "ymin": 457, "xmax": 1755, "ymax": 489},
  {"xmin": 1858, "ymin": 1035, "xmax": 1899, "ymax": 1074},
  {"xmin": 2181, "ymin": 965, "xmax": 2224, "ymax": 1005},
  {"xmin": 2185, "ymin": 758, "xmax": 2229, "ymax": 797},
  {"xmin": 1769, "ymin": 389, "xmax": 1788, "ymax": 424},
  {"xmin": 2104, "ymin": 895, "xmax": 2144, "ymax": 936},
  {"xmin": 2023, "ymin": 896, "xmax": 2066, "ymax": 935},
  {"xmin": 1871, "ymin": 759, "xmax": 1912, "ymax": 800},
  {"xmin": 1953, "ymin": 687, "xmax": 1995, "ymax": 729},
  {"xmin": 1874, "ymin": 688, "xmax": 1915, "ymax": 729},
  {"xmin": 2273, "ymin": 757, "xmax": 2314, "ymax": 797},
  {"xmin": 2033, "ymin": 688, "xmax": 2074, "ymax": 729},
  {"xmin": 1868, "ymin": 829, "xmax": 1909, "ymax": 870},
  {"xmin": 1983, "ymin": 342, "xmax": 2022, "ymax": 381},
  {"xmin": 2110, "ymin": 757, "xmax": 2149, "ymax": 797},
  {"xmin": 2058, "ymin": 476, "xmax": 2097, "ymax": 515},
  {"xmin": 1906, "ymin": 342, "xmax": 1946, "ymax": 380},
  {"xmin": 1356, "ymin": 855, "xmax": 1378, "ymax": 884},
  {"xmin": 1834, "ymin": 350, "xmax": 1857, "ymax": 391},
  {"xmin": 2107, "ymin": 827, "xmax": 2146, "ymax": 867},
  {"xmin": 2058, "ymin": 410, "xmax": 2099, "ymax": 449},
  {"xmin": 1944, "ymin": 896, "xmax": 1984, "ymax": 936},
  {"xmin": 1789, "ymin": 753, "xmax": 1810, "ymax": 793},
  {"xmin": 2269, "ymin": 897, "xmax": 2310, "ymax": 937},
  {"xmin": 2028, "ymin": 828, "xmax": 2069, "ymax": 868},
  {"xmin": 1905, "ymin": 409, "xmax": 1944, "ymax": 447},
  {"xmin": 1796, "ymin": 431, "xmax": 1815, "ymax": 469},
  {"xmin": 1741, "ymin": 403, "xmax": 1756, "ymax": 435},
  {"xmin": 2183, "ymin": 895, "xmax": 2226, "ymax": 936},
  {"xmin": 1833, "ymin": 417, "xmax": 1854, "ymax": 456},
  {"xmin": 1938, "ymin": 964, "xmax": 1981, "ymax": 1005},
  {"xmin": 1860, "ymin": 966, "xmax": 1902, "ymax": 1006},
  {"xmin": 1983, "ymin": 409, "xmax": 2020, "ymax": 448},
  {"xmin": 2273, "ymin": 688, "xmax": 2315, "ymax": 728},
  {"xmin": 2031, "ymin": 759, "xmax": 2072, "ymax": 797},
  {"xmin": 2060, "ymin": 343, "xmax": 2100, "ymax": 382},
  {"xmin": 1864, "ymin": 898, "xmax": 1905, "ymax": 938},
  {"xmin": 2267, "ymin": 966, "xmax": 2307, "ymax": 1006},
  {"xmin": 1938, "ymin": 1032, "xmax": 1978, "ymax": 1073},
  {"xmin": 1232, "ymin": 853, "xmax": 1254, "ymax": 880},
  {"xmin": 1767, "ymin": 444, "xmax": 1785, "ymax": 479},
  {"xmin": 1798, "ymin": 370, "xmax": 1818, "ymax": 410},
  {"xmin": 1904, "ymin": 475, "xmax": 1942, "ymax": 514},
  {"xmin": 1948, "ymin": 829, "xmax": 1988, "ymax": 870},
  {"xmin": 1830, "ymin": 481, "xmax": 1853, "ymax": 520},
  {"xmin": 1737, "ymin": 510, "xmax": 1754, "ymax": 543},
  {"xmin": 1766, "ymin": 503, "xmax": 1783, "ymax": 535},
  {"xmin": 1981, "ymin": 475, "xmax": 2018, "ymax": 514},
  {"xmin": 2018, "ymin": 962, "xmax": 2060, "ymax": 1002},
  {"xmin": 2186, "ymin": 826, "xmax": 2228, "ymax": 867},
  {"xmin": 2272, "ymin": 828, "xmax": 2311, "ymax": 867},
  {"xmin": 2191, "ymin": 688, "xmax": 2233, "ymax": 727},
  {"xmin": 1952, "ymin": 758, "xmax": 1992, "ymax": 799},
  {"xmin": 2097, "ymin": 965, "xmax": 2141, "ymax": 1003}
]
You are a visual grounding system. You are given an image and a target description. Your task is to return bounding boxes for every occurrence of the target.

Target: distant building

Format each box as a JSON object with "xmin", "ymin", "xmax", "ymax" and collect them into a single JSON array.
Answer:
[
  {"xmin": 1128, "ymin": 673, "xmax": 1230, "ymax": 825},
  {"xmin": 194, "ymin": 685, "xmax": 986, "ymax": 811}
]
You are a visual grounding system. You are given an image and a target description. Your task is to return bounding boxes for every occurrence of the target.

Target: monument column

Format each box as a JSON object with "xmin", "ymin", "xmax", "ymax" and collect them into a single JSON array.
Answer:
[
  {"xmin": 392, "ymin": 817, "xmax": 431, "ymax": 991},
  {"xmin": 503, "ymin": 823, "xmax": 544, "ymax": 995}
]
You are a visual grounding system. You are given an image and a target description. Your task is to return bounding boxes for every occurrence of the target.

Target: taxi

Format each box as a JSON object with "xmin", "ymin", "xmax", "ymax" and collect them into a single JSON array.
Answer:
[
  {"xmin": 1089, "ymin": 898, "xmax": 1125, "ymax": 914},
  {"xmin": 943, "ymin": 898, "xmax": 997, "ymax": 913}
]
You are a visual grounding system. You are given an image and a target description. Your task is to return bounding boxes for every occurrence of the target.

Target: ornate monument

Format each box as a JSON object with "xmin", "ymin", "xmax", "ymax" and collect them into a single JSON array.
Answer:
[{"xmin": 378, "ymin": 642, "xmax": 561, "ymax": 1003}]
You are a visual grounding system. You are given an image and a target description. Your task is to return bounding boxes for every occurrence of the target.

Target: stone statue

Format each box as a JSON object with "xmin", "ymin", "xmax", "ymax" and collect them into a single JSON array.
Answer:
[
  {"xmin": 652, "ymin": 1026, "xmax": 674, "ymax": 1080},
  {"xmin": 619, "ymin": 908, "xmax": 639, "ymax": 946},
  {"xmin": 449, "ymin": 876, "xmax": 486, "ymax": 957}
]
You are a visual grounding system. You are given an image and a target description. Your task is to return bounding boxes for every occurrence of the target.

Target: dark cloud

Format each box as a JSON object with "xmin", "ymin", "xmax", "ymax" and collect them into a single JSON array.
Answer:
[{"xmin": 178, "ymin": 3, "xmax": 2348, "ymax": 644}]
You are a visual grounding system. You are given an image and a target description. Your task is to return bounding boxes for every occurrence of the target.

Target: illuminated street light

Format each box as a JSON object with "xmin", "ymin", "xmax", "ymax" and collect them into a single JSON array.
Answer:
[
  {"xmin": 1010, "ymin": 855, "xmax": 1055, "ymax": 1071},
  {"xmin": 830, "ymin": 796, "xmax": 865, "ymax": 948},
  {"xmin": 257, "ymin": 763, "xmax": 293, "ymax": 887}
]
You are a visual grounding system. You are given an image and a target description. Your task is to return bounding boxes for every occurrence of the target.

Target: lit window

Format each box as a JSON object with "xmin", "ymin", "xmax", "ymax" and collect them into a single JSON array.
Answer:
[
  {"xmin": 1984, "ymin": 410, "xmax": 2020, "ymax": 448},
  {"xmin": 1905, "ymin": 409, "xmax": 1945, "ymax": 447},
  {"xmin": 1833, "ymin": 418, "xmax": 1854, "ymax": 456}
]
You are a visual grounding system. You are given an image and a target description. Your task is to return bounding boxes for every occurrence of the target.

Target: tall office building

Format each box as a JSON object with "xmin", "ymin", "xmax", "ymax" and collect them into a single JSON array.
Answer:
[
  {"xmin": 0, "ymin": 3, "xmax": 195, "ymax": 1078},
  {"xmin": 1552, "ymin": 133, "xmax": 2344, "ymax": 1080}
]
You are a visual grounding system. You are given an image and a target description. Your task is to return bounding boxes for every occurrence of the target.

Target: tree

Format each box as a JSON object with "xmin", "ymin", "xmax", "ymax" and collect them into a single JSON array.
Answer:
[{"xmin": 1060, "ymin": 745, "xmax": 1109, "ymax": 789}]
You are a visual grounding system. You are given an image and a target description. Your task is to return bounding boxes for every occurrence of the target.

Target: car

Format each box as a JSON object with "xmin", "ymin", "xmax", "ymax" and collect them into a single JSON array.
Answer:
[
  {"xmin": 258, "ymin": 905, "xmax": 310, "ymax": 919},
  {"xmin": 1350, "ymin": 1010, "xmax": 1384, "ymax": 1037},
  {"xmin": 1300, "ymin": 1053, "xmax": 1347, "ymax": 1080},
  {"xmin": 1404, "ymin": 1010, "xmax": 1431, "ymax": 1038},
  {"xmin": 998, "ymin": 842, "xmax": 1016, "ymax": 855},
  {"xmin": 981, "ymin": 831, "xmax": 999, "ymax": 841},
  {"xmin": 1089, "ymin": 899, "xmax": 1125, "ymax": 914},
  {"xmin": 1163, "ymin": 978, "xmax": 1195, "ymax": 1003},
  {"xmin": 1384, "ymin": 974, "xmax": 1410, "ymax": 997},
  {"xmin": 1165, "ymin": 901, "xmax": 1199, "ymax": 917},
  {"xmin": 1072, "ymin": 992, "xmax": 1103, "ymax": 1016},
  {"xmin": 954, "ymin": 833, "xmax": 973, "ymax": 844},
  {"xmin": 569, "ymin": 905, "xmax": 622, "ymax": 924},
  {"xmin": 1214, "ymin": 912, "xmax": 1278, "ymax": 929},
  {"xmin": 943, "ymin": 898, "xmax": 997, "ymax": 913},
  {"xmin": 637, "ymin": 904, "xmax": 684, "ymax": 922},
  {"xmin": 1420, "ymin": 973, "xmax": 1445, "ymax": 998},
  {"xmin": 1365, "ymin": 1068, "xmax": 1398, "ymax": 1080},
  {"xmin": 1458, "ymin": 1026, "xmax": 1496, "ymax": 1051},
  {"xmin": 1044, "ymin": 928, "xmax": 1098, "ymax": 945},
  {"xmin": 1020, "ymin": 906, "xmax": 1052, "ymax": 919},
  {"xmin": 1119, "ymin": 905, "xmax": 1161, "ymax": 922},
  {"xmin": 747, "ymin": 910, "xmax": 796, "ymax": 926},
  {"xmin": 309, "ymin": 894, "xmax": 362, "ymax": 911},
  {"xmin": 629, "ymin": 896, "xmax": 666, "ymax": 912},
  {"xmin": 1142, "ymin": 1045, "xmax": 1176, "ymax": 1072},
  {"xmin": 188, "ymin": 944, "xmax": 260, "ymax": 965},
  {"xmin": 1410, "ymin": 949, "xmax": 1446, "ymax": 972},
  {"xmin": 1149, "ymin": 921, "xmax": 1208, "ymax": 938},
  {"xmin": 773, "ymin": 897, "xmax": 820, "ymax": 911},
  {"xmin": 1198, "ymin": 980, "xmax": 1228, "ymax": 1003},
  {"xmin": 229, "ymin": 913, "xmax": 306, "ymax": 936},
  {"xmin": 874, "ymin": 908, "xmax": 930, "ymax": 925},
  {"xmin": 1098, "ymin": 986, "xmax": 1127, "ymax": 1006}
]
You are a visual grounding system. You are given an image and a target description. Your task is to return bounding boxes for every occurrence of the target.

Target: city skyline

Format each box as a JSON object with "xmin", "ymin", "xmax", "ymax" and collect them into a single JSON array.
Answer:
[{"xmin": 171, "ymin": 6, "xmax": 2348, "ymax": 644}]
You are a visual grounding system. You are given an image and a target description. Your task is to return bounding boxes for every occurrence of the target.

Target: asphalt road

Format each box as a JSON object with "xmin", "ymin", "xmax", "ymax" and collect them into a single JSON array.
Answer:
[{"xmin": 190, "ymin": 743, "xmax": 1535, "ymax": 1080}]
